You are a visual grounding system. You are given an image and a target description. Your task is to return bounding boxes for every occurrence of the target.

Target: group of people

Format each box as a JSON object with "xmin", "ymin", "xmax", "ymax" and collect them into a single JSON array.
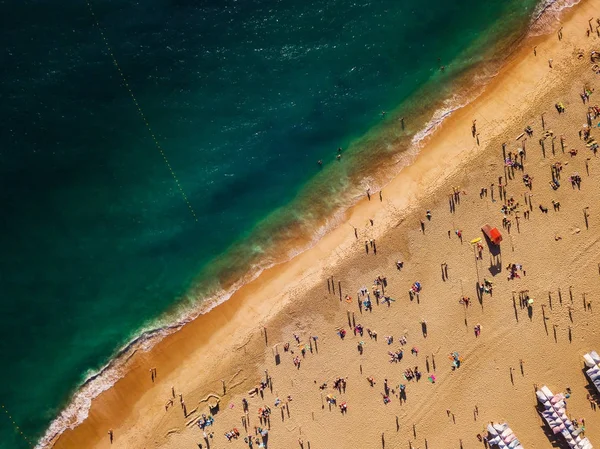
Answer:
[
  {"xmin": 506, "ymin": 263, "xmax": 524, "ymax": 280},
  {"xmin": 121, "ymin": 33, "xmax": 600, "ymax": 449},
  {"xmin": 200, "ymin": 67, "xmax": 596, "ymax": 448}
]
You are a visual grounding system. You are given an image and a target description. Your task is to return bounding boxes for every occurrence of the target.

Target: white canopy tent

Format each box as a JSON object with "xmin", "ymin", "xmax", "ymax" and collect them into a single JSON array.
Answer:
[
  {"xmin": 486, "ymin": 422, "xmax": 524, "ymax": 449},
  {"xmin": 537, "ymin": 385, "xmax": 593, "ymax": 449},
  {"xmin": 583, "ymin": 351, "xmax": 600, "ymax": 394}
]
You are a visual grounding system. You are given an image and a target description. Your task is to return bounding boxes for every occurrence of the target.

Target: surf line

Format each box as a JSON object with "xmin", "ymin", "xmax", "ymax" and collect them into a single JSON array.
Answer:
[
  {"xmin": 2, "ymin": 403, "xmax": 35, "ymax": 448},
  {"xmin": 86, "ymin": 0, "xmax": 198, "ymax": 221}
]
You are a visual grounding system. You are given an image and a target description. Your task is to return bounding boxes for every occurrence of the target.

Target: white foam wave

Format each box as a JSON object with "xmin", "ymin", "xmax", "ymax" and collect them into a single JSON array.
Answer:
[
  {"xmin": 36, "ymin": 328, "xmax": 173, "ymax": 448},
  {"xmin": 411, "ymin": 100, "xmax": 463, "ymax": 148},
  {"xmin": 411, "ymin": 0, "xmax": 580, "ymax": 150},
  {"xmin": 529, "ymin": 0, "xmax": 582, "ymax": 37},
  {"xmin": 36, "ymin": 262, "xmax": 273, "ymax": 449}
]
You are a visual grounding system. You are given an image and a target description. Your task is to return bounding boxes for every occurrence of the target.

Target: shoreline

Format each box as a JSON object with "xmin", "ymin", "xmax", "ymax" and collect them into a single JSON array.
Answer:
[
  {"xmin": 37, "ymin": 40, "xmax": 502, "ymax": 449},
  {"xmin": 44, "ymin": 0, "xmax": 588, "ymax": 447}
]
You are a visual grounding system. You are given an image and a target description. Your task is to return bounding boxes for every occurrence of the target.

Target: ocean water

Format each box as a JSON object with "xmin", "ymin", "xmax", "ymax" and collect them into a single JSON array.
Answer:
[{"xmin": 0, "ymin": 0, "xmax": 545, "ymax": 447}]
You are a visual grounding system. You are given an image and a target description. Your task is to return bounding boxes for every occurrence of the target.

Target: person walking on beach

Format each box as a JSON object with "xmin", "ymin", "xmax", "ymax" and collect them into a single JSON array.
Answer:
[{"xmin": 108, "ymin": 429, "xmax": 113, "ymax": 444}]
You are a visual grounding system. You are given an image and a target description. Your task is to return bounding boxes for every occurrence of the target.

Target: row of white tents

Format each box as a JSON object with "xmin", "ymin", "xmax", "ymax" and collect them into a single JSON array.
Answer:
[
  {"xmin": 486, "ymin": 422, "xmax": 523, "ymax": 449},
  {"xmin": 583, "ymin": 351, "xmax": 600, "ymax": 393},
  {"xmin": 536, "ymin": 385, "xmax": 592, "ymax": 449},
  {"xmin": 487, "ymin": 354, "xmax": 598, "ymax": 449}
]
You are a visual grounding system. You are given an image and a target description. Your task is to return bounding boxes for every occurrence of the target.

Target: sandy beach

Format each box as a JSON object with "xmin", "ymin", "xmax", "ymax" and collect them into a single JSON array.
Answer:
[{"xmin": 48, "ymin": 1, "xmax": 600, "ymax": 448}]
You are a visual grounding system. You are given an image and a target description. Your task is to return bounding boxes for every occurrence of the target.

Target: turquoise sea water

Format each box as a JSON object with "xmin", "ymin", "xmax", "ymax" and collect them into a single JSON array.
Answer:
[{"xmin": 0, "ymin": 0, "xmax": 543, "ymax": 447}]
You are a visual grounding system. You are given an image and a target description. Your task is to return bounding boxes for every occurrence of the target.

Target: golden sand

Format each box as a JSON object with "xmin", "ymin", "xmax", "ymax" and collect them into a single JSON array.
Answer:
[{"xmin": 52, "ymin": 1, "xmax": 600, "ymax": 448}]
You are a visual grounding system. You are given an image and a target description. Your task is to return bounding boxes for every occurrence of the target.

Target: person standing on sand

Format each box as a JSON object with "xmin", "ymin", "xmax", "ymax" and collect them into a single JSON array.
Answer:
[
  {"xmin": 108, "ymin": 429, "xmax": 113, "ymax": 444},
  {"xmin": 455, "ymin": 229, "xmax": 463, "ymax": 242}
]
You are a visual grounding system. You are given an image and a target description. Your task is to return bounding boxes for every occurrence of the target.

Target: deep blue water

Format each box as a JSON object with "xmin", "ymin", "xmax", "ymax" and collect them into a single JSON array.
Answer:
[{"xmin": 0, "ymin": 0, "xmax": 541, "ymax": 447}]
